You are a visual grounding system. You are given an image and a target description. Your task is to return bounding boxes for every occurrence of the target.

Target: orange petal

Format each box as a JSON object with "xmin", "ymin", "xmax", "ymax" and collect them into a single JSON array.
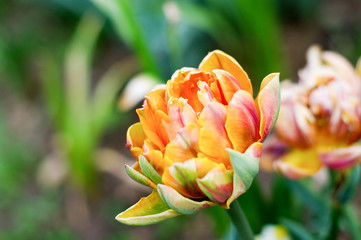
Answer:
[
  {"xmin": 226, "ymin": 90, "xmax": 260, "ymax": 153},
  {"xmin": 126, "ymin": 122, "xmax": 146, "ymax": 159},
  {"xmin": 164, "ymin": 123, "xmax": 200, "ymax": 163},
  {"xmin": 212, "ymin": 69, "xmax": 241, "ymax": 103},
  {"xmin": 198, "ymin": 102, "xmax": 231, "ymax": 168},
  {"xmin": 162, "ymin": 157, "xmax": 221, "ymax": 199},
  {"xmin": 163, "ymin": 98, "xmax": 197, "ymax": 141},
  {"xmin": 145, "ymin": 150, "xmax": 172, "ymax": 175},
  {"xmin": 255, "ymin": 73, "xmax": 280, "ymax": 141},
  {"xmin": 199, "ymin": 50, "xmax": 253, "ymax": 96},
  {"xmin": 166, "ymin": 67, "xmax": 195, "ymax": 100}
]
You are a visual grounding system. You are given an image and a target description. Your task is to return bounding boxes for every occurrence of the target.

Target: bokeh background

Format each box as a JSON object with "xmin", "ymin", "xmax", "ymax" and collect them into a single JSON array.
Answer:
[{"xmin": 1, "ymin": 0, "xmax": 360, "ymax": 239}]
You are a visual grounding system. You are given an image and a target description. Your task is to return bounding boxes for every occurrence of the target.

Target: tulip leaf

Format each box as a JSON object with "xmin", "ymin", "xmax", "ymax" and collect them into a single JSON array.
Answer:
[
  {"xmin": 116, "ymin": 189, "xmax": 180, "ymax": 225},
  {"xmin": 124, "ymin": 164, "xmax": 156, "ymax": 188},
  {"xmin": 157, "ymin": 184, "xmax": 216, "ymax": 215},
  {"xmin": 139, "ymin": 155, "xmax": 163, "ymax": 184}
]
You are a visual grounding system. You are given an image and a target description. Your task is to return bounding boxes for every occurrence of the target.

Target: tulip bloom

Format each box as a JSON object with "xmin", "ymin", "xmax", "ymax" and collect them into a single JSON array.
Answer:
[
  {"xmin": 262, "ymin": 46, "xmax": 361, "ymax": 179},
  {"xmin": 117, "ymin": 50, "xmax": 280, "ymax": 225}
]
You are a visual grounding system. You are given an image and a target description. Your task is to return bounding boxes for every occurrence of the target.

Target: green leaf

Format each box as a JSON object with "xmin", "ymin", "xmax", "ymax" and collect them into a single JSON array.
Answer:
[
  {"xmin": 281, "ymin": 218, "xmax": 315, "ymax": 240},
  {"xmin": 124, "ymin": 164, "xmax": 156, "ymax": 188},
  {"xmin": 139, "ymin": 155, "xmax": 162, "ymax": 184},
  {"xmin": 116, "ymin": 189, "xmax": 180, "ymax": 225},
  {"xmin": 336, "ymin": 165, "xmax": 360, "ymax": 204},
  {"xmin": 157, "ymin": 184, "xmax": 216, "ymax": 215}
]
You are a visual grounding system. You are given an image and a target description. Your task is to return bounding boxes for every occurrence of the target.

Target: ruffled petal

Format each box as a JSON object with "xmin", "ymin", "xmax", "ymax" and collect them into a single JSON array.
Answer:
[
  {"xmin": 212, "ymin": 69, "xmax": 241, "ymax": 103},
  {"xmin": 163, "ymin": 98, "xmax": 197, "ymax": 140},
  {"xmin": 126, "ymin": 122, "xmax": 146, "ymax": 159},
  {"xmin": 164, "ymin": 123, "xmax": 200, "ymax": 163},
  {"xmin": 199, "ymin": 50, "xmax": 253, "ymax": 95},
  {"xmin": 256, "ymin": 73, "xmax": 280, "ymax": 141},
  {"xmin": 226, "ymin": 90, "xmax": 260, "ymax": 152},
  {"xmin": 198, "ymin": 102, "xmax": 231, "ymax": 167},
  {"xmin": 162, "ymin": 157, "xmax": 219, "ymax": 199},
  {"xmin": 319, "ymin": 145, "xmax": 361, "ymax": 169},
  {"xmin": 197, "ymin": 166, "xmax": 233, "ymax": 203}
]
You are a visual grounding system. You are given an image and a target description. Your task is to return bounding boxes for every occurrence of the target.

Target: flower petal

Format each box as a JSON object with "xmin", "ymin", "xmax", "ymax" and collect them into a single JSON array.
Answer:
[
  {"xmin": 212, "ymin": 69, "xmax": 241, "ymax": 103},
  {"xmin": 157, "ymin": 184, "xmax": 216, "ymax": 215},
  {"xmin": 273, "ymin": 148, "xmax": 322, "ymax": 179},
  {"xmin": 199, "ymin": 50, "xmax": 253, "ymax": 95},
  {"xmin": 145, "ymin": 150, "xmax": 172, "ymax": 175},
  {"xmin": 162, "ymin": 157, "xmax": 219, "ymax": 199},
  {"xmin": 116, "ymin": 189, "xmax": 180, "ymax": 225},
  {"xmin": 198, "ymin": 102, "xmax": 231, "ymax": 167},
  {"xmin": 226, "ymin": 90, "xmax": 260, "ymax": 152},
  {"xmin": 197, "ymin": 167, "xmax": 233, "ymax": 203},
  {"xmin": 126, "ymin": 122, "xmax": 146, "ymax": 159},
  {"xmin": 225, "ymin": 143, "xmax": 261, "ymax": 208},
  {"xmin": 164, "ymin": 123, "xmax": 200, "ymax": 163},
  {"xmin": 163, "ymin": 97, "xmax": 197, "ymax": 140},
  {"xmin": 256, "ymin": 73, "xmax": 280, "ymax": 141},
  {"xmin": 319, "ymin": 145, "xmax": 361, "ymax": 169}
]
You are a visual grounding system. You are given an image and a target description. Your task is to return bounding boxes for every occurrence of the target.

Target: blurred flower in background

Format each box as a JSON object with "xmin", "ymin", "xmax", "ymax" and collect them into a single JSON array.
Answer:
[
  {"xmin": 116, "ymin": 50, "xmax": 280, "ymax": 225},
  {"xmin": 256, "ymin": 225, "xmax": 291, "ymax": 240},
  {"xmin": 262, "ymin": 46, "xmax": 361, "ymax": 179}
]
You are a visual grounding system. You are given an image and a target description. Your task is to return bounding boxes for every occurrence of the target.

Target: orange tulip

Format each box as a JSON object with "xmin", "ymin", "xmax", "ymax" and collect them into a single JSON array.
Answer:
[
  {"xmin": 117, "ymin": 50, "xmax": 280, "ymax": 225},
  {"xmin": 262, "ymin": 46, "xmax": 361, "ymax": 179}
]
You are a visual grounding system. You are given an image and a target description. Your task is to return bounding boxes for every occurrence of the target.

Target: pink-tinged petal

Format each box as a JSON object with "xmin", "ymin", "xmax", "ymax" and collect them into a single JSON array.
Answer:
[
  {"xmin": 116, "ymin": 189, "xmax": 180, "ymax": 225},
  {"xmin": 319, "ymin": 145, "xmax": 361, "ymax": 169},
  {"xmin": 212, "ymin": 69, "xmax": 241, "ymax": 103},
  {"xmin": 199, "ymin": 50, "xmax": 253, "ymax": 95},
  {"xmin": 260, "ymin": 135, "xmax": 288, "ymax": 171},
  {"xmin": 276, "ymin": 102, "xmax": 316, "ymax": 148},
  {"xmin": 226, "ymin": 90, "xmax": 260, "ymax": 153},
  {"xmin": 197, "ymin": 167, "xmax": 233, "ymax": 203},
  {"xmin": 157, "ymin": 184, "xmax": 216, "ymax": 215},
  {"xmin": 162, "ymin": 157, "xmax": 219, "ymax": 199},
  {"xmin": 199, "ymin": 102, "xmax": 231, "ymax": 167},
  {"xmin": 164, "ymin": 123, "xmax": 200, "ymax": 163},
  {"xmin": 322, "ymin": 51, "xmax": 358, "ymax": 85},
  {"xmin": 256, "ymin": 73, "xmax": 280, "ymax": 141},
  {"xmin": 273, "ymin": 149, "xmax": 322, "ymax": 179},
  {"xmin": 163, "ymin": 98, "xmax": 197, "ymax": 140},
  {"xmin": 126, "ymin": 122, "xmax": 146, "ymax": 159},
  {"xmin": 197, "ymin": 81, "xmax": 213, "ymax": 106}
]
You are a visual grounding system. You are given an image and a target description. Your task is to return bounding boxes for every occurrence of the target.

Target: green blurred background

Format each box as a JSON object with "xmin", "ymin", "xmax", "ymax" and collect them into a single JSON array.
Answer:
[{"xmin": 0, "ymin": 0, "xmax": 360, "ymax": 239}]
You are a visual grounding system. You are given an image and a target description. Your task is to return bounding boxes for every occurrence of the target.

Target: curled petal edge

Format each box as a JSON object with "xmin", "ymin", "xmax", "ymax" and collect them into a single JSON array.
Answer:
[
  {"xmin": 319, "ymin": 145, "xmax": 361, "ymax": 170},
  {"xmin": 115, "ymin": 189, "xmax": 180, "ymax": 225},
  {"xmin": 157, "ymin": 184, "xmax": 217, "ymax": 215}
]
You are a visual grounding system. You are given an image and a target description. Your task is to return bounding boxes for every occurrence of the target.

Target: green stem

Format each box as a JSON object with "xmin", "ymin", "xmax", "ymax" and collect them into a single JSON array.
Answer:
[
  {"xmin": 327, "ymin": 203, "xmax": 341, "ymax": 240},
  {"xmin": 226, "ymin": 200, "xmax": 254, "ymax": 240}
]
